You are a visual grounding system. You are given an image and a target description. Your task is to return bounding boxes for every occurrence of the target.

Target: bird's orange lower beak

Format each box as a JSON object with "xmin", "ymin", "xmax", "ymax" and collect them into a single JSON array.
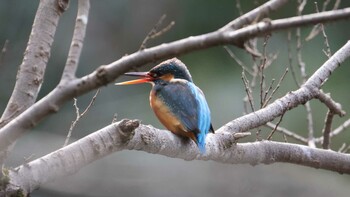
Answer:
[{"xmin": 115, "ymin": 72, "xmax": 153, "ymax": 85}]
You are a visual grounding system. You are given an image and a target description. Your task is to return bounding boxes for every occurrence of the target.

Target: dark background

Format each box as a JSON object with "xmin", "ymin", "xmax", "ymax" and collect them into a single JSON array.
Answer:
[{"xmin": 1, "ymin": 0, "xmax": 350, "ymax": 196}]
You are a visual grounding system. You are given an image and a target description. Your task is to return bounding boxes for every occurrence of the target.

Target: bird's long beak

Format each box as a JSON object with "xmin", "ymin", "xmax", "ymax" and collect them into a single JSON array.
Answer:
[{"xmin": 115, "ymin": 72, "xmax": 153, "ymax": 85}]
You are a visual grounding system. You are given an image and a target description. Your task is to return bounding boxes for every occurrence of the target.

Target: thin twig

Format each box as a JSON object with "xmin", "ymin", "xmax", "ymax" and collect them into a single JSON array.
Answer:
[
  {"xmin": 264, "ymin": 52, "xmax": 279, "ymax": 69},
  {"xmin": 235, "ymin": 0, "xmax": 244, "ymax": 16},
  {"xmin": 263, "ymin": 78, "xmax": 275, "ymax": 103},
  {"xmin": 241, "ymin": 71, "xmax": 255, "ymax": 112},
  {"xmin": 139, "ymin": 14, "xmax": 175, "ymax": 50},
  {"xmin": 296, "ymin": 0, "xmax": 316, "ymax": 148},
  {"xmin": 332, "ymin": 0, "xmax": 341, "ymax": 10},
  {"xmin": 149, "ymin": 21, "xmax": 175, "ymax": 39},
  {"xmin": 305, "ymin": 0, "xmax": 340, "ymax": 41},
  {"xmin": 283, "ymin": 134, "xmax": 288, "ymax": 143},
  {"xmin": 287, "ymin": 31, "xmax": 300, "ymax": 87},
  {"xmin": 111, "ymin": 113, "xmax": 118, "ymax": 123},
  {"xmin": 63, "ymin": 89, "xmax": 100, "ymax": 147},
  {"xmin": 314, "ymin": 2, "xmax": 332, "ymax": 58},
  {"xmin": 256, "ymin": 129, "xmax": 262, "ymax": 141},
  {"xmin": 265, "ymin": 122, "xmax": 308, "ymax": 143},
  {"xmin": 305, "ymin": 102, "xmax": 316, "ymax": 148},
  {"xmin": 249, "ymin": 56, "xmax": 259, "ymax": 89},
  {"xmin": 322, "ymin": 110, "xmax": 334, "ymax": 149},
  {"xmin": 267, "ymin": 113, "xmax": 285, "ymax": 140},
  {"xmin": 0, "ymin": 40, "xmax": 9, "ymax": 68},
  {"xmin": 260, "ymin": 36, "xmax": 269, "ymax": 108},
  {"xmin": 262, "ymin": 68, "xmax": 288, "ymax": 107},
  {"xmin": 338, "ymin": 143, "xmax": 346, "ymax": 152},
  {"xmin": 223, "ymin": 46, "xmax": 254, "ymax": 75},
  {"xmin": 343, "ymin": 145, "xmax": 350, "ymax": 153}
]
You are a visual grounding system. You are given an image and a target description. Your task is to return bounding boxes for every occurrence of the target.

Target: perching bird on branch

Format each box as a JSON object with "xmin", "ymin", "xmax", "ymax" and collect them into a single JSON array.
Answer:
[{"xmin": 116, "ymin": 58, "xmax": 214, "ymax": 153}]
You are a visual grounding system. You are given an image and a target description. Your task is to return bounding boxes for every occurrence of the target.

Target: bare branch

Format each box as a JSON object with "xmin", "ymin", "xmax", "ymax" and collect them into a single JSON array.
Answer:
[
  {"xmin": 332, "ymin": 0, "xmax": 341, "ymax": 10},
  {"xmin": 262, "ymin": 68, "xmax": 288, "ymax": 108},
  {"xmin": 223, "ymin": 46, "xmax": 254, "ymax": 75},
  {"xmin": 267, "ymin": 113, "xmax": 284, "ymax": 140},
  {"xmin": 235, "ymin": 0, "xmax": 244, "ymax": 16},
  {"xmin": 0, "ymin": 40, "xmax": 9, "ymax": 68},
  {"xmin": 226, "ymin": 7, "xmax": 350, "ymax": 50},
  {"xmin": 316, "ymin": 90, "xmax": 345, "ymax": 116},
  {"xmin": 314, "ymin": 2, "xmax": 332, "ymax": 58},
  {"xmin": 259, "ymin": 36, "xmax": 269, "ymax": 108},
  {"xmin": 322, "ymin": 110, "xmax": 334, "ymax": 149},
  {"xmin": 315, "ymin": 118, "xmax": 350, "ymax": 143},
  {"xmin": 305, "ymin": 102, "xmax": 316, "ymax": 148},
  {"xmin": 241, "ymin": 71, "xmax": 255, "ymax": 112},
  {"xmin": 222, "ymin": 0, "xmax": 288, "ymax": 30},
  {"xmin": 338, "ymin": 143, "xmax": 346, "ymax": 152},
  {"xmin": 287, "ymin": 31, "xmax": 300, "ymax": 87},
  {"xmin": 8, "ymin": 120, "xmax": 350, "ymax": 194},
  {"xmin": 139, "ymin": 15, "xmax": 175, "ymax": 50},
  {"xmin": 296, "ymin": 0, "xmax": 315, "ymax": 148},
  {"xmin": 263, "ymin": 78, "xmax": 275, "ymax": 104},
  {"xmin": 1, "ymin": 7, "xmax": 350, "ymax": 154},
  {"xmin": 306, "ymin": 0, "xmax": 339, "ymax": 42},
  {"xmin": 63, "ymin": 89, "xmax": 100, "ymax": 147},
  {"xmin": 265, "ymin": 122, "xmax": 308, "ymax": 143},
  {"xmin": 218, "ymin": 41, "xmax": 350, "ymax": 134},
  {"xmin": 61, "ymin": 0, "xmax": 90, "ymax": 83},
  {"xmin": 0, "ymin": 0, "xmax": 67, "ymax": 125}
]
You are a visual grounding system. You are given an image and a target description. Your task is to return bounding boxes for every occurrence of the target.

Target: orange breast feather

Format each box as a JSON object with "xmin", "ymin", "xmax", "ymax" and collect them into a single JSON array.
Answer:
[{"xmin": 150, "ymin": 91, "xmax": 196, "ymax": 142}]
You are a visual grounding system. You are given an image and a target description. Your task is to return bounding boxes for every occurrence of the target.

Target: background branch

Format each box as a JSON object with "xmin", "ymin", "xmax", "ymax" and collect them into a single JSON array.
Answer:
[
  {"xmin": 7, "ymin": 40, "xmax": 350, "ymax": 194},
  {"xmin": 218, "ymin": 41, "xmax": 350, "ymax": 134},
  {"xmin": 0, "ymin": 0, "xmax": 67, "ymax": 126},
  {"xmin": 1, "ymin": 8, "xmax": 350, "ymax": 154}
]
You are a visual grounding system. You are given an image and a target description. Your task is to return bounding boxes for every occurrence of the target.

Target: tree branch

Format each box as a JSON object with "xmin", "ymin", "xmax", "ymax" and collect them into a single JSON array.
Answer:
[
  {"xmin": 1, "ymin": 6, "xmax": 350, "ymax": 156},
  {"xmin": 61, "ymin": 0, "xmax": 90, "ymax": 83},
  {"xmin": 322, "ymin": 110, "xmax": 334, "ymax": 149},
  {"xmin": 0, "ymin": 0, "xmax": 67, "ymax": 126},
  {"xmin": 7, "ymin": 119, "xmax": 350, "ymax": 195},
  {"xmin": 315, "ymin": 118, "xmax": 350, "ymax": 143},
  {"xmin": 265, "ymin": 122, "xmax": 308, "ymax": 143},
  {"xmin": 221, "ymin": 0, "xmax": 288, "ymax": 30},
  {"xmin": 316, "ymin": 89, "xmax": 345, "ymax": 116},
  {"xmin": 218, "ymin": 41, "xmax": 350, "ymax": 134}
]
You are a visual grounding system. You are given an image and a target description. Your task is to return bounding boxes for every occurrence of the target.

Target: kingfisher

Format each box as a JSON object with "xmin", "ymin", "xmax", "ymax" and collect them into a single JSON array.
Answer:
[{"xmin": 116, "ymin": 58, "xmax": 214, "ymax": 153}]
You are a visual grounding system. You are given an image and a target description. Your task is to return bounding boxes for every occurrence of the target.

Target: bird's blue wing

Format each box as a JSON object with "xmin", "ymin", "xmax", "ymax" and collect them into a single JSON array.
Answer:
[
  {"xmin": 156, "ymin": 80, "xmax": 212, "ymax": 153},
  {"xmin": 156, "ymin": 81, "xmax": 199, "ymax": 134}
]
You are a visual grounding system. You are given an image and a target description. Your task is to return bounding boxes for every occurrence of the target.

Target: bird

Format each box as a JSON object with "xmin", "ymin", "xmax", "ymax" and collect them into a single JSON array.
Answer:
[{"xmin": 116, "ymin": 58, "xmax": 214, "ymax": 153}]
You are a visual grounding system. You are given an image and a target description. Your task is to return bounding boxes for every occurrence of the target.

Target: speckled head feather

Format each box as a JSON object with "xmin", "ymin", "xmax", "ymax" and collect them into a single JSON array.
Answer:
[{"xmin": 149, "ymin": 58, "xmax": 193, "ymax": 82}]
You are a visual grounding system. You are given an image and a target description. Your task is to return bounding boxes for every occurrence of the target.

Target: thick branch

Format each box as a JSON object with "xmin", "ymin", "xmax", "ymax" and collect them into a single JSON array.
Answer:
[
  {"xmin": 8, "ymin": 120, "xmax": 350, "ymax": 194},
  {"xmin": 0, "ymin": 0, "xmax": 67, "ymax": 126},
  {"xmin": 7, "ymin": 119, "xmax": 140, "ymax": 195},
  {"xmin": 221, "ymin": 0, "xmax": 288, "ymax": 30},
  {"xmin": 61, "ymin": 0, "xmax": 90, "ymax": 83},
  {"xmin": 1, "ymin": 7, "xmax": 350, "ymax": 154},
  {"xmin": 226, "ymin": 7, "xmax": 350, "ymax": 46}
]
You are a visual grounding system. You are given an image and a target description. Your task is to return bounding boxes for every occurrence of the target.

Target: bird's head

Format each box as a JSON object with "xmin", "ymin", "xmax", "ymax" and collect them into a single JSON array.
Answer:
[{"xmin": 116, "ymin": 58, "xmax": 193, "ymax": 85}]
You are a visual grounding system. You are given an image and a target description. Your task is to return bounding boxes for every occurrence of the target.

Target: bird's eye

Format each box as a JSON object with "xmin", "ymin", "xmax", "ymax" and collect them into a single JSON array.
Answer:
[{"xmin": 151, "ymin": 73, "xmax": 158, "ymax": 78}]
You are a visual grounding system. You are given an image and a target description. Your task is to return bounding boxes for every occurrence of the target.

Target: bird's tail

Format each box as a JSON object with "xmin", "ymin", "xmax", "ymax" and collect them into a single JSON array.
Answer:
[{"xmin": 196, "ymin": 133, "xmax": 206, "ymax": 154}]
